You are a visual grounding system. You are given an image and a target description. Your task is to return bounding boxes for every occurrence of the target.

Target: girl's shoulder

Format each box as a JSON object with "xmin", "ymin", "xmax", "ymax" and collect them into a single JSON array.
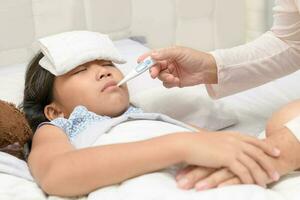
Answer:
[
  {"xmin": 32, "ymin": 123, "xmax": 69, "ymax": 148},
  {"xmin": 38, "ymin": 106, "xmax": 110, "ymax": 139},
  {"xmin": 37, "ymin": 105, "xmax": 144, "ymax": 140}
]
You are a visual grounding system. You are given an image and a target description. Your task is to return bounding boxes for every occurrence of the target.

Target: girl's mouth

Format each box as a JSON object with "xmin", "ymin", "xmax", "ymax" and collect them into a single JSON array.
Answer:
[{"xmin": 101, "ymin": 80, "xmax": 118, "ymax": 92}]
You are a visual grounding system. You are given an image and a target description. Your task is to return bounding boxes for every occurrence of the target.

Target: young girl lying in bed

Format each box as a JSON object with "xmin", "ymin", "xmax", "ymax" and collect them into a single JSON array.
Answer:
[{"xmin": 22, "ymin": 31, "xmax": 284, "ymax": 197}]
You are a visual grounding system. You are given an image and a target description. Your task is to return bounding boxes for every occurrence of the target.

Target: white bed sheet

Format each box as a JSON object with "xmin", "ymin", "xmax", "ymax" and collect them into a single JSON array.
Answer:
[
  {"xmin": 0, "ymin": 39, "xmax": 300, "ymax": 199},
  {"xmin": 220, "ymin": 70, "xmax": 300, "ymax": 136},
  {"xmin": 0, "ymin": 154, "xmax": 299, "ymax": 200}
]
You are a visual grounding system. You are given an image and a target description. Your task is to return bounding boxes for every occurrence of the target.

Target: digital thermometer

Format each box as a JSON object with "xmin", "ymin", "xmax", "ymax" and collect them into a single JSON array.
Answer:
[{"xmin": 117, "ymin": 56, "xmax": 156, "ymax": 86}]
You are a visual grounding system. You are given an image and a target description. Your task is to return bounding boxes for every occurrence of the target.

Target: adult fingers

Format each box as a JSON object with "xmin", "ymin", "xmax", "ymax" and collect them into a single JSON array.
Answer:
[
  {"xmin": 176, "ymin": 165, "xmax": 196, "ymax": 180},
  {"xmin": 163, "ymin": 79, "xmax": 180, "ymax": 88},
  {"xmin": 138, "ymin": 47, "xmax": 179, "ymax": 63},
  {"xmin": 194, "ymin": 168, "xmax": 234, "ymax": 191},
  {"xmin": 177, "ymin": 167, "xmax": 215, "ymax": 189},
  {"xmin": 240, "ymin": 135, "xmax": 280, "ymax": 157},
  {"xmin": 159, "ymin": 73, "xmax": 180, "ymax": 86},
  {"xmin": 137, "ymin": 51, "xmax": 153, "ymax": 63},
  {"xmin": 151, "ymin": 47, "xmax": 179, "ymax": 61},
  {"xmin": 149, "ymin": 58, "xmax": 175, "ymax": 77},
  {"xmin": 218, "ymin": 177, "xmax": 242, "ymax": 188}
]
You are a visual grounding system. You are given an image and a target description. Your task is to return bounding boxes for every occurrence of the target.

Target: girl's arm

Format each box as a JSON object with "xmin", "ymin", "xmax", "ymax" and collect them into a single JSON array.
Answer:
[
  {"xmin": 29, "ymin": 125, "xmax": 186, "ymax": 197},
  {"xmin": 29, "ymin": 124, "xmax": 278, "ymax": 197}
]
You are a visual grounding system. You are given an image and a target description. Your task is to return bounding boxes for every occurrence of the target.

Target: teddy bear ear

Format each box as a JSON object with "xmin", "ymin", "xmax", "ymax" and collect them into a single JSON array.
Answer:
[{"xmin": 0, "ymin": 99, "xmax": 33, "ymax": 160}]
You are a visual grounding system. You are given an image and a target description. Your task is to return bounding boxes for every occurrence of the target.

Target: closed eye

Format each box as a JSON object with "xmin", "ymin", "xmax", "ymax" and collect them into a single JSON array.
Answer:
[{"xmin": 73, "ymin": 66, "xmax": 87, "ymax": 74}]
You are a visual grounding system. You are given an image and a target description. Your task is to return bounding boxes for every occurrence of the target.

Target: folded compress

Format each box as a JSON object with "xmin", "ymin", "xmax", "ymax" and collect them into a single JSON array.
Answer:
[{"xmin": 38, "ymin": 31, "xmax": 126, "ymax": 76}]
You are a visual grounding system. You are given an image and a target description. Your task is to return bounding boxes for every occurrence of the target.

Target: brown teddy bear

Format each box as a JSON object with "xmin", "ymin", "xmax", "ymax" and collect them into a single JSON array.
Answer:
[{"xmin": 0, "ymin": 100, "xmax": 33, "ymax": 160}]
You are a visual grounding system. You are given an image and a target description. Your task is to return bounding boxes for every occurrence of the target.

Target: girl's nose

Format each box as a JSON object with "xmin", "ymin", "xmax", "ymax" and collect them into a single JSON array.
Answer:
[
  {"xmin": 96, "ymin": 69, "xmax": 112, "ymax": 81},
  {"xmin": 99, "ymin": 72, "xmax": 112, "ymax": 80}
]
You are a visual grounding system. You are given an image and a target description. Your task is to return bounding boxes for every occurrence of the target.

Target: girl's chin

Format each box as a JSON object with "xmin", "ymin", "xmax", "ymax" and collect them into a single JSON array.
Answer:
[{"xmin": 103, "ymin": 102, "xmax": 130, "ymax": 117}]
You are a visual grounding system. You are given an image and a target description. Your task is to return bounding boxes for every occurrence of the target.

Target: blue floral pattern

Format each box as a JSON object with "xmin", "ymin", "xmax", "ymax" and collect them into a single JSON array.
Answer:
[{"xmin": 51, "ymin": 106, "xmax": 143, "ymax": 140}]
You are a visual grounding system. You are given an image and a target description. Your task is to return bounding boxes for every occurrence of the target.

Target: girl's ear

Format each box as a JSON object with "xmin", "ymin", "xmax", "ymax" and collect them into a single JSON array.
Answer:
[{"xmin": 44, "ymin": 103, "xmax": 65, "ymax": 121}]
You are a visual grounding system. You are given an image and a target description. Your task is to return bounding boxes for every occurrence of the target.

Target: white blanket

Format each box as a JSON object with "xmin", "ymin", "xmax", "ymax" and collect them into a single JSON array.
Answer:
[
  {"xmin": 0, "ymin": 120, "xmax": 299, "ymax": 200},
  {"xmin": 83, "ymin": 120, "xmax": 300, "ymax": 200},
  {"xmin": 0, "ymin": 152, "xmax": 33, "ymax": 181}
]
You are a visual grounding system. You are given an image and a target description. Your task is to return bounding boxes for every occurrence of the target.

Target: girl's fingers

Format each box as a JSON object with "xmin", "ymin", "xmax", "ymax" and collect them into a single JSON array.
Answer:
[
  {"xmin": 228, "ymin": 161, "xmax": 254, "ymax": 184},
  {"xmin": 177, "ymin": 167, "xmax": 215, "ymax": 189},
  {"xmin": 241, "ymin": 135, "xmax": 280, "ymax": 157},
  {"xmin": 218, "ymin": 177, "xmax": 242, "ymax": 188},
  {"xmin": 195, "ymin": 168, "xmax": 234, "ymax": 191},
  {"xmin": 238, "ymin": 154, "xmax": 268, "ymax": 187},
  {"xmin": 243, "ymin": 144, "xmax": 280, "ymax": 182}
]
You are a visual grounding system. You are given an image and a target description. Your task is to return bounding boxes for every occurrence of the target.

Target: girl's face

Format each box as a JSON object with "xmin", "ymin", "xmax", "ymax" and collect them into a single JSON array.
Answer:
[{"xmin": 51, "ymin": 60, "xmax": 130, "ymax": 117}]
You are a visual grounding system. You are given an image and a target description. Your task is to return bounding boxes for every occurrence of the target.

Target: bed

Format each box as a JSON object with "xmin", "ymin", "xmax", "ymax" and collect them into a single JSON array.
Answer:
[{"xmin": 0, "ymin": 0, "xmax": 300, "ymax": 199}]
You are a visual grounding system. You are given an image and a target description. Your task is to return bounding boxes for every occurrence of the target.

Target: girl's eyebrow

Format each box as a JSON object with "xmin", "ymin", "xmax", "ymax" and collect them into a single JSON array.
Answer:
[{"xmin": 98, "ymin": 60, "xmax": 113, "ymax": 65}]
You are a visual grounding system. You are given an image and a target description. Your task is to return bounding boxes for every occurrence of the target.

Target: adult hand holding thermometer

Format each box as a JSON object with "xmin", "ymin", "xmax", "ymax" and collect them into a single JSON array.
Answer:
[{"xmin": 117, "ymin": 56, "xmax": 156, "ymax": 86}]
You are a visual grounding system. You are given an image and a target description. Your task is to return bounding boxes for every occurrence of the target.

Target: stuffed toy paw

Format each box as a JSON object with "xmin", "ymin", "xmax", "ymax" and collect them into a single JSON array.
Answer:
[{"xmin": 0, "ymin": 100, "xmax": 33, "ymax": 160}]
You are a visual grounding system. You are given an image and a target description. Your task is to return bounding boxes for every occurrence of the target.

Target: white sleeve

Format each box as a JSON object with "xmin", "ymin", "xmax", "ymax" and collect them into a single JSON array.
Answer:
[
  {"xmin": 206, "ymin": 0, "xmax": 300, "ymax": 99},
  {"xmin": 285, "ymin": 115, "xmax": 300, "ymax": 142}
]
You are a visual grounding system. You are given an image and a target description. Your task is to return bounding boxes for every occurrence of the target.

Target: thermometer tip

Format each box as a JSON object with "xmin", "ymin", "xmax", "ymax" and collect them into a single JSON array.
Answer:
[{"xmin": 117, "ymin": 80, "xmax": 124, "ymax": 87}]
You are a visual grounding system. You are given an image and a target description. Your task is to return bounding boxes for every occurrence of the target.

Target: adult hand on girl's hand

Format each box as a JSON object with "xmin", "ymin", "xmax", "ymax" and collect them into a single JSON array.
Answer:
[{"xmin": 182, "ymin": 131, "xmax": 280, "ymax": 186}]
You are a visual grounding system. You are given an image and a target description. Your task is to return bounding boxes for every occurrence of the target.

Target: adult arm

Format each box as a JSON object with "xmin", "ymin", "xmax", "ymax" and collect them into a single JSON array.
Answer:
[{"xmin": 206, "ymin": 0, "xmax": 300, "ymax": 98}]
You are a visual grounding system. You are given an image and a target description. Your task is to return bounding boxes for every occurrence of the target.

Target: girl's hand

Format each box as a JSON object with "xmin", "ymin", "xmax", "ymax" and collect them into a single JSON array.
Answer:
[{"xmin": 183, "ymin": 131, "xmax": 281, "ymax": 185}]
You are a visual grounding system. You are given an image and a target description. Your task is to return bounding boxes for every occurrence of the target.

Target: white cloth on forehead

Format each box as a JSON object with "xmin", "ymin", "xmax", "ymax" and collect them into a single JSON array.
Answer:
[{"xmin": 38, "ymin": 31, "xmax": 126, "ymax": 76}]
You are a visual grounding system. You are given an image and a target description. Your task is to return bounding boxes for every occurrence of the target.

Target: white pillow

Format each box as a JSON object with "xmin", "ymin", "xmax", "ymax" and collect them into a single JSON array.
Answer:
[
  {"xmin": 0, "ymin": 152, "xmax": 33, "ymax": 181},
  {"xmin": 0, "ymin": 39, "xmax": 238, "ymax": 130},
  {"xmin": 130, "ymin": 85, "xmax": 238, "ymax": 131},
  {"xmin": 0, "ymin": 39, "xmax": 162, "ymax": 105},
  {"xmin": 0, "ymin": 63, "xmax": 26, "ymax": 105}
]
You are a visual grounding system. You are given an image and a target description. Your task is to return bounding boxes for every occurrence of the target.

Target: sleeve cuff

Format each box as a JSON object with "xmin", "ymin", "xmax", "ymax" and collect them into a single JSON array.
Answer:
[
  {"xmin": 205, "ymin": 51, "xmax": 224, "ymax": 99},
  {"xmin": 284, "ymin": 115, "xmax": 300, "ymax": 142}
]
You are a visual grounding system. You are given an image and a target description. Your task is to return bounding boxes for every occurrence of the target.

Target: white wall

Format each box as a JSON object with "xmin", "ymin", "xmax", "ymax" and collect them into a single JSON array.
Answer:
[
  {"xmin": 267, "ymin": 0, "xmax": 275, "ymax": 29},
  {"xmin": 0, "ymin": 0, "xmax": 248, "ymax": 66},
  {"xmin": 0, "ymin": 0, "xmax": 274, "ymax": 66},
  {"xmin": 246, "ymin": 0, "xmax": 274, "ymax": 41}
]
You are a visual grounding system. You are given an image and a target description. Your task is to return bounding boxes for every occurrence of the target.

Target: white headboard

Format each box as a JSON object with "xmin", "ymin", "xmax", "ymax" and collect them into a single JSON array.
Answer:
[{"xmin": 0, "ymin": 0, "xmax": 249, "ymax": 66}]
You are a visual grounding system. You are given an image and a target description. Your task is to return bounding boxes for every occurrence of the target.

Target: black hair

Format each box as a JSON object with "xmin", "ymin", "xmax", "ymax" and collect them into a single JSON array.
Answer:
[{"xmin": 20, "ymin": 52, "xmax": 55, "ymax": 133}]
